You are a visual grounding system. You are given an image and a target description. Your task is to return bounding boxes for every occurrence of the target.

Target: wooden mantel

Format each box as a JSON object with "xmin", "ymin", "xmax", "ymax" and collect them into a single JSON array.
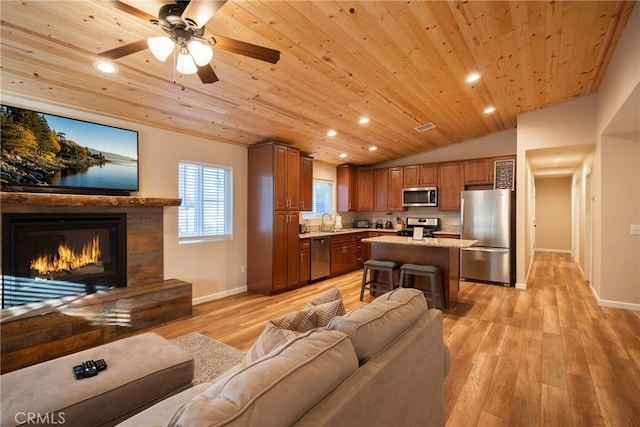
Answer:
[{"xmin": 1, "ymin": 192, "xmax": 181, "ymax": 207}]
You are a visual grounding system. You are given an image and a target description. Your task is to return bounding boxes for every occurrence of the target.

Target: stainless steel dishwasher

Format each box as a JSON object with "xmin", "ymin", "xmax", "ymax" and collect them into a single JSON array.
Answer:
[{"xmin": 311, "ymin": 237, "xmax": 330, "ymax": 281}]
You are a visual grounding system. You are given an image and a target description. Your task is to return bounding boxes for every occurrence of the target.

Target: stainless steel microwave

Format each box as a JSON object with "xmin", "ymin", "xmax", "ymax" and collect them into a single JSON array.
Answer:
[{"xmin": 402, "ymin": 187, "xmax": 438, "ymax": 207}]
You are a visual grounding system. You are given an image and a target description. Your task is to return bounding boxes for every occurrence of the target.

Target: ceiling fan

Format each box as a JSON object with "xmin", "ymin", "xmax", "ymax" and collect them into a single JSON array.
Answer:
[{"xmin": 99, "ymin": 0, "xmax": 281, "ymax": 84}]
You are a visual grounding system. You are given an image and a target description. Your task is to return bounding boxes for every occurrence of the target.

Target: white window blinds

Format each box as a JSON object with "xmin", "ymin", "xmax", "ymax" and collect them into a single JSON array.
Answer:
[{"xmin": 178, "ymin": 161, "xmax": 232, "ymax": 242}]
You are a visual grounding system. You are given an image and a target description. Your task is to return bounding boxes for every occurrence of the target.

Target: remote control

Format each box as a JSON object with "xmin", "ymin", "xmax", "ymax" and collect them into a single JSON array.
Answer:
[
  {"xmin": 95, "ymin": 359, "xmax": 107, "ymax": 371},
  {"xmin": 73, "ymin": 365, "xmax": 85, "ymax": 380},
  {"xmin": 83, "ymin": 360, "xmax": 98, "ymax": 377}
]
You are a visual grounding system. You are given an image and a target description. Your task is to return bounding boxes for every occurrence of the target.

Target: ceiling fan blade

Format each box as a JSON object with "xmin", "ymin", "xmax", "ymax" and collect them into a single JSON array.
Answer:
[
  {"xmin": 99, "ymin": 39, "xmax": 149, "ymax": 60},
  {"xmin": 102, "ymin": 0, "xmax": 158, "ymax": 22},
  {"xmin": 197, "ymin": 63, "xmax": 219, "ymax": 84},
  {"xmin": 212, "ymin": 35, "xmax": 281, "ymax": 64},
  {"xmin": 182, "ymin": 0, "xmax": 227, "ymax": 28}
]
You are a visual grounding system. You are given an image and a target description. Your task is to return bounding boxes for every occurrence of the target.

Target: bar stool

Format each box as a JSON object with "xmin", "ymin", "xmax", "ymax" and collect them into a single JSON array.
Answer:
[
  {"xmin": 360, "ymin": 259, "xmax": 399, "ymax": 301},
  {"xmin": 398, "ymin": 264, "xmax": 446, "ymax": 309}
]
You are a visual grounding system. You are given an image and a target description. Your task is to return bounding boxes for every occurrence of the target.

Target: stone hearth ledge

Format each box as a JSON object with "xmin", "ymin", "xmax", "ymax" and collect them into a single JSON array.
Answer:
[{"xmin": 0, "ymin": 192, "xmax": 181, "ymax": 207}]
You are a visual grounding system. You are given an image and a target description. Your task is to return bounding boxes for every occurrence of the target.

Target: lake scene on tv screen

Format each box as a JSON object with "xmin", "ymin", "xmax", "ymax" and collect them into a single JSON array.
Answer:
[{"xmin": 1, "ymin": 105, "xmax": 138, "ymax": 193}]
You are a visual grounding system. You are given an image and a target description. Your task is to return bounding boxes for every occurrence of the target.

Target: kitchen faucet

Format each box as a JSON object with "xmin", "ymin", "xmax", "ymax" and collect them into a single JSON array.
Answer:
[{"xmin": 321, "ymin": 213, "xmax": 331, "ymax": 232}]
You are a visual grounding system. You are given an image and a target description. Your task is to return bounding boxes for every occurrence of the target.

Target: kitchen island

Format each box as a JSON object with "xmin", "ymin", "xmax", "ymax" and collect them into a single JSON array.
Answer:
[{"xmin": 361, "ymin": 235, "xmax": 477, "ymax": 306}]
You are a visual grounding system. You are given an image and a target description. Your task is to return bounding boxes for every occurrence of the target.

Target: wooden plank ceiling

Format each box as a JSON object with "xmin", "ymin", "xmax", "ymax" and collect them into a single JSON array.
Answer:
[{"xmin": 0, "ymin": 1, "xmax": 635, "ymax": 166}]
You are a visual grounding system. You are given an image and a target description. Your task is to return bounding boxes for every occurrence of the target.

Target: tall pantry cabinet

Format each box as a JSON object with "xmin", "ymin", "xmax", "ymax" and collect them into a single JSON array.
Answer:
[{"xmin": 248, "ymin": 142, "xmax": 309, "ymax": 295}]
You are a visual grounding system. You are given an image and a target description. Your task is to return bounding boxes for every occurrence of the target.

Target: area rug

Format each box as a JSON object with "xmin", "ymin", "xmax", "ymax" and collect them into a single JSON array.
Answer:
[{"xmin": 170, "ymin": 332, "xmax": 245, "ymax": 385}]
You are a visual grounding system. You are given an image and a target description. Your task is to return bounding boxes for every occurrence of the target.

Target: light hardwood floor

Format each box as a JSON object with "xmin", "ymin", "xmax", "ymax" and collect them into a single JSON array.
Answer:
[{"xmin": 149, "ymin": 252, "xmax": 640, "ymax": 426}]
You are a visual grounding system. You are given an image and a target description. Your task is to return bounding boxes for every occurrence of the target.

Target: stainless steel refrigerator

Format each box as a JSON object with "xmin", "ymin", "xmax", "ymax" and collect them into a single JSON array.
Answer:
[{"xmin": 460, "ymin": 189, "xmax": 515, "ymax": 286}]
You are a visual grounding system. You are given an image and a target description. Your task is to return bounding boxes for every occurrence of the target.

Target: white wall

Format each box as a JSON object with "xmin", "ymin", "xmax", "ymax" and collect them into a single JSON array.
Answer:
[
  {"xmin": 516, "ymin": 94, "xmax": 598, "ymax": 286},
  {"xmin": 2, "ymin": 94, "xmax": 249, "ymax": 304},
  {"xmin": 381, "ymin": 128, "xmax": 517, "ymax": 167},
  {"xmin": 591, "ymin": 4, "xmax": 640, "ymax": 308}
]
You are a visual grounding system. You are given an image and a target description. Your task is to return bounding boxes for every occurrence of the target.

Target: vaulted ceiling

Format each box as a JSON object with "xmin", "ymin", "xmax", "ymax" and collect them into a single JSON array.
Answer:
[{"xmin": 0, "ymin": 1, "xmax": 636, "ymax": 166}]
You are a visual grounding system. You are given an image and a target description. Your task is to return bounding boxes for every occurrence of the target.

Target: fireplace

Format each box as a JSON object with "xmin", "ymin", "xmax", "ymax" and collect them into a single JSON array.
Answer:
[{"xmin": 2, "ymin": 213, "xmax": 127, "ymax": 308}]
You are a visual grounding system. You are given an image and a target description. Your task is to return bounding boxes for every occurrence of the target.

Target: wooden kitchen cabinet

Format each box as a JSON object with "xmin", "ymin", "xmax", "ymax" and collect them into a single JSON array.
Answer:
[
  {"xmin": 299, "ymin": 238, "xmax": 310, "ymax": 284},
  {"xmin": 464, "ymin": 158, "xmax": 493, "ymax": 185},
  {"xmin": 357, "ymin": 168, "xmax": 374, "ymax": 211},
  {"xmin": 330, "ymin": 234, "xmax": 356, "ymax": 275},
  {"xmin": 403, "ymin": 164, "xmax": 437, "ymax": 187},
  {"xmin": 354, "ymin": 232, "xmax": 366, "ymax": 267},
  {"xmin": 274, "ymin": 144, "xmax": 300, "ymax": 211},
  {"xmin": 464, "ymin": 156, "xmax": 516, "ymax": 185},
  {"xmin": 248, "ymin": 141, "xmax": 304, "ymax": 295},
  {"xmin": 387, "ymin": 167, "xmax": 404, "ymax": 211},
  {"xmin": 299, "ymin": 155, "xmax": 313, "ymax": 211},
  {"xmin": 373, "ymin": 168, "xmax": 389, "ymax": 211},
  {"xmin": 337, "ymin": 164, "xmax": 358, "ymax": 212},
  {"xmin": 373, "ymin": 167, "xmax": 404, "ymax": 211},
  {"xmin": 438, "ymin": 161, "xmax": 464, "ymax": 211},
  {"xmin": 273, "ymin": 211, "xmax": 301, "ymax": 290}
]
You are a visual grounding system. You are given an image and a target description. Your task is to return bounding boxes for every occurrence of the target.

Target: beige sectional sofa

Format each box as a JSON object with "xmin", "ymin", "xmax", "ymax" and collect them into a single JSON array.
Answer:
[{"xmin": 119, "ymin": 287, "xmax": 451, "ymax": 426}]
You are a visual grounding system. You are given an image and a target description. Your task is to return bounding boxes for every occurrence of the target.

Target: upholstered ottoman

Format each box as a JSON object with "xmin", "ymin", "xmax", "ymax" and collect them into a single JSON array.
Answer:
[{"xmin": 1, "ymin": 332, "xmax": 194, "ymax": 427}]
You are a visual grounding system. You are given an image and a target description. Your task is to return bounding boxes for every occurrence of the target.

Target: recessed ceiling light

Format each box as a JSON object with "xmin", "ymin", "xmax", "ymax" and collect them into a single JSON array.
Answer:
[
  {"xmin": 466, "ymin": 72, "xmax": 481, "ymax": 83},
  {"xmin": 483, "ymin": 106, "xmax": 496, "ymax": 114},
  {"xmin": 368, "ymin": 146, "xmax": 377, "ymax": 151},
  {"xmin": 94, "ymin": 60, "xmax": 118, "ymax": 74},
  {"xmin": 359, "ymin": 117, "xmax": 370, "ymax": 125},
  {"xmin": 327, "ymin": 129, "xmax": 337, "ymax": 137},
  {"xmin": 339, "ymin": 153, "xmax": 347, "ymax": 158}
]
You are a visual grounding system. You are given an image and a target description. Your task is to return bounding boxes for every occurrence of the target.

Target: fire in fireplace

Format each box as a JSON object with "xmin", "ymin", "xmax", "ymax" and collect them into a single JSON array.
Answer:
[{"xmin": 2, "ymin": 213, "xmax": 127, "ymax": 308}]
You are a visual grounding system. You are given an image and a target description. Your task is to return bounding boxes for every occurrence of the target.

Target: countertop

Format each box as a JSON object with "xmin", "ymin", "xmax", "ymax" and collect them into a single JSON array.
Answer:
[
  {"xmin": 361, "ymin": 235, "xmax": 477, "ymax": 248},
  {"xmin": 299, "ymin": 228, "xmax": 462, "ymax": 240},
  {"xmin": 298, "ymin": 228, "xmax": 398, "ymax": 239}
]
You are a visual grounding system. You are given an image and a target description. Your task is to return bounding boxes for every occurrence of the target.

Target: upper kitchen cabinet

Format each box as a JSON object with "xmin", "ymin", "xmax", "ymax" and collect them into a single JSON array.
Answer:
[
  {"xmin": 387, "ymin": 167, "xmax": 404, "ymax": 211},
  {"xmin": 273, "ymin": 144, "xmax": 300, "ymax": 211},
  {"xmin": 403, "ymin": 164, "xmax": 438, "ymax": 187},
  {"xmin": 373, "ymin": 167, "xmax": 405, "ymax": 212},
  {"xmin": 299, "ymin": 155, "xmax": 313, "ymax": 211},
  {"xmin": 438, "ymin": 161, "xmax": 464, "ymax": 211},
  {"xmin": 464, "ymin": 156, "xmax": 516, "ymax": 185},
  {"xmin": 373, "ymin": 168, "xmax": 389, "ymax": 211},
  {"xmin": 337, "ymin": 164, "xmax": 358, "ymax": 212},
  {"xmin": 357, "ymin": 168, "xmax": 374, "ymax": 211}
]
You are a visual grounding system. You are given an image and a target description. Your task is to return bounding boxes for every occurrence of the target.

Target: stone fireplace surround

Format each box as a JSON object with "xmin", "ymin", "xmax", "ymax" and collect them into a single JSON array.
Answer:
[{"xmin": 0, "ymin": 192, "xmax": 192, "ymax": 373}]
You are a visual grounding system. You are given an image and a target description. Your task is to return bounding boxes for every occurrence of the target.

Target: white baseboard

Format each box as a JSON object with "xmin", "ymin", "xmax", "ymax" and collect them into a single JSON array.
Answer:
[
  {"xmin": 590, "ymin": 285, "xmax": 640, "ymax": 311},
  {"xmin": 515, "ymin": 282, "xmax": 527, "ymax": 290},
  {"xmin": 192, "ymin": 285, "xmax": 247, "ymax": 305},
  {"xmin": 534, "ymin": 248, "xmax": 572, "ymax": 254}
]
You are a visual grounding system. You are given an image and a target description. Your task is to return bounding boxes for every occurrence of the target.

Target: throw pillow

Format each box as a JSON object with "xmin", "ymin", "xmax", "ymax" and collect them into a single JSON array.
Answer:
[
  {"xmin": 243, "ymin": 322, "xmax": 303, "ymax": 365},
  {"xmin": 242, "ymin": 310, "xmax": 316, "ymax": 365},
  {"xmin": 305, "ymin": 287, "xmax": 347, "ymax": 327}
]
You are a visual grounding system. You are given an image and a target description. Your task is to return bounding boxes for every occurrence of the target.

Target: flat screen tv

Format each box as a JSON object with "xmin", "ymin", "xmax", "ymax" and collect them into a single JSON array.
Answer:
[{"xmin": 1, "ymin": 104, "xmax": 139, "ymax": 196}]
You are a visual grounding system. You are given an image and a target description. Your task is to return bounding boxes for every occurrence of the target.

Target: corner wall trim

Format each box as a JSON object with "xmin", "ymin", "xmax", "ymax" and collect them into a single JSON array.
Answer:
[
  {"xmin": 193, "ymin": 285, "xmax": 247, "ymax": 305},
  {"xmin": 590, "ymin": 285, "xmax": 640, "ymax": 311}
]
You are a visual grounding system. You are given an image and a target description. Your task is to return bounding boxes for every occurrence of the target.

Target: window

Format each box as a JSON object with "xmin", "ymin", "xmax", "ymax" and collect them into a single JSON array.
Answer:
[
  {"xmin": 303, "ymin": 179, "xmax": 333, "ymax": 218},
  {"xmin": 178, "ymin": 161, "xmax": 232, "ymax": 242}
]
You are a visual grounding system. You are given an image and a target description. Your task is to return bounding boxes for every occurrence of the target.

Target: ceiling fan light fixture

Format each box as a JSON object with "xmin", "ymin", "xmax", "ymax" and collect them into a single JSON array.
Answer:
[
  {"xmin": 187, "ymin": 39, "xmax": 213, "ymax": 66},
  {"xmin": 147, "ymin": 36, "xmax": 174, "ymax": 62},
  {"xmin": 176, "ymin": 48, "xmax": 198, "ymax": 74}
]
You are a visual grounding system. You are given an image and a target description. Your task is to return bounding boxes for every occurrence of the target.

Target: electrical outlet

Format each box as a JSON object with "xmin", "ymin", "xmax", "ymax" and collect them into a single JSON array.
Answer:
[
  {"xmin": 241, "ymin": 265, "xmax": 246, "ymax": 273},
  {"xmin": 631, "ymin": 225, "xmax": 640, "ymax": 235}
]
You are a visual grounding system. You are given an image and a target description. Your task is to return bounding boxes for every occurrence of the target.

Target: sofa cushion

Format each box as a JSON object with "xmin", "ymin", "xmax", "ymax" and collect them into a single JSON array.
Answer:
[
  {"xmin": 327, "ymin": 287, "xmax": 428, "ymax": 362},
  {"xmin": 305, "ymin": 287, "xmax": 346, "ymax": 327},
  {"xmin": 167, "ymin": 328, "xmax": 359, "ymax": 427}
]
